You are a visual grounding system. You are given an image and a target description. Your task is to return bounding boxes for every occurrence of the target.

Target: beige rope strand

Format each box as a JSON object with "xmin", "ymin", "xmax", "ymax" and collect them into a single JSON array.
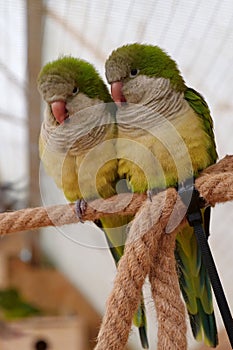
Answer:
[
  {"xmin": 94, "ymin": 189, "xmax": 180, "ymax": 350},
  {"xmin": 0, "ymin": 205, "xmax": 77, "ymax": 235},
  {"xmin": 0, "ymin": 156, "xmax": 232, "ymax": 349},
  {"xmin": 94, "ymin": 155, "xmax": 233, "ymax": 350},
  {"xmin": 149, "ymin": 227, "xmax": 187, "ymax": 350},
  {"xmin": 0, "ymin": 156, "xmax": 232, "ymax": 236},
  {"xmin": 94, "ymin": 202, "xmax": 158, "ymax": 349},
  {"xmin": 196, "ymin": 172, "xmax": 233, "ymax": 206},
  {"xmin": 0, "ymin": 193, "xmax": 146, "ymax": 236}
]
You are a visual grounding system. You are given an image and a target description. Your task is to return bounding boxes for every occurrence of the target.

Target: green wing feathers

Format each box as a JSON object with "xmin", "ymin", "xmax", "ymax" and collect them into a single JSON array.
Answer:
[{"xmin": 184, "ymin": 88, "xmax": 218, "ymax": 164}]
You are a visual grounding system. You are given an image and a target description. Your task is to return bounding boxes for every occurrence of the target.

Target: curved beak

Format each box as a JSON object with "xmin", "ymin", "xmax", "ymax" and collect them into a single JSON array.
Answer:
[
  {"xmin": 110, "ymin": 81, "xmax": 126, "ymax": 106},
  {"xmin": 50, "ymin": 100, "xmax": 68, "ymax": 124}
]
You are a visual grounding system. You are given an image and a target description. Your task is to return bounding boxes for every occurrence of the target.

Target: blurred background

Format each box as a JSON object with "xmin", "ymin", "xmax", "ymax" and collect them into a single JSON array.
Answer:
[{"xmin": 0, "ymin": 0, "xmax": 233, "ymax": 349}]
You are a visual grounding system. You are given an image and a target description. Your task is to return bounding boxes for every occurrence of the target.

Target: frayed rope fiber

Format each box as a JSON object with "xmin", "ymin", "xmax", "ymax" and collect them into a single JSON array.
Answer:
[{"xmin": 0, "ymin": 155, "xmax": 233, "ymax": 349}]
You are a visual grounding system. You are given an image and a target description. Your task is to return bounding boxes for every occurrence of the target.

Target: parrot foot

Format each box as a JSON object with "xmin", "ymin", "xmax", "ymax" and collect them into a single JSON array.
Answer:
[
  {"xmin": 75, "ymin": 199, "xmax": 87, "ymax": 223},
  {"xmin": 177, "ymin": 180, "xmax": 206, "ymax": 210}
]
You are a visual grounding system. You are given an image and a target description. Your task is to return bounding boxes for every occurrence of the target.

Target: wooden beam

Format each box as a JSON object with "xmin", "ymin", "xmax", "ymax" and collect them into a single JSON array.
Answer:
[
  {"xmin": 26, "ymin": 0, "xmax": 43, "ymax": 264},
  {"xmin": 26, "ymin": 0, "xmax": 42, "ymax": 207}
]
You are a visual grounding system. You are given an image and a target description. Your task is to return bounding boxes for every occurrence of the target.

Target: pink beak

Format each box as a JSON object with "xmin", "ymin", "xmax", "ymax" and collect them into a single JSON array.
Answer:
[
  {"xmin": 111, "ymin": 81, "xmax": 126, "ymax": 106},
  {"xmin": 51, "ymin": 101, "xmax": 68, "ymax": 124}
]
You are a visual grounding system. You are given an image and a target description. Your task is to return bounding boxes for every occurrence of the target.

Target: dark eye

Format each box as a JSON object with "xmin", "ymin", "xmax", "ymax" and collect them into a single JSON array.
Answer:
[
  {"xmin": 72, "ymin": 86, "xmax": 79, "ymax": 94},
  {"xmin": 130, "ymin": 68, "xmax": 139, "ymax": 78}
]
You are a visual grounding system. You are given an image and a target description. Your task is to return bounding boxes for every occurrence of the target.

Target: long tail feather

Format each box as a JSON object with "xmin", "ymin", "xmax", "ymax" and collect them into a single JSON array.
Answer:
[{"xmin": 175, "ymin": 214, "xmax": 218, "ymax": 347}]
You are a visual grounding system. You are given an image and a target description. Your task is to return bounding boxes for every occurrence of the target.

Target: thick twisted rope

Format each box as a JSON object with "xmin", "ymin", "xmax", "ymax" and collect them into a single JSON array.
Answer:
[
  {"xmin": 0, "ymin": 156, "xmax": 233, "ymax": 350},
  {"xmin": 94, "ymin": 155, "xmax": 233, "ymax": 350},
  {"xmin": 94, "ymin": 190, "xmax": 177, "ymax": 350},
  {"xmin": 0, "ymin": 193, "xmax": 145, "ymax": 236},
  {"xmin": 95, "ymin": 189, "xmax": 188, "ymax": 350},
  {"xmin": 0, "ymin": 156, "xmax": 233, "ymax": 236},
  {"xmin": 149, "ymin": 229, "xmax": 187, "ymax": 350}
]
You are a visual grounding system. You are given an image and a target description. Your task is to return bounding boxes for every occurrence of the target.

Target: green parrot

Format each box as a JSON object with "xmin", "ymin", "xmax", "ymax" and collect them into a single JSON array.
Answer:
[
  {"xmin": 37, "ymin": 56, "xmax": 148, "ymax": 348},
  {"xmin": 105, "ymin": 43, "xmax": 218, "ymax": 347},
  {"xmin": 0, "ymin": 288, "xmax": 41, "ymax": 320}
]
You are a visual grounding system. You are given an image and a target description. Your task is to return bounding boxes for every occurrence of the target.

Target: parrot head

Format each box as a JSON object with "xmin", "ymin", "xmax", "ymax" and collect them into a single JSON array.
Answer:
[
  {"xmin": 38, "ymin": 56, "xmax": 112, "ymax": 124},
  {"xmin": 105, "ymin": 43, "xmax": 186, "ymax": 105}
]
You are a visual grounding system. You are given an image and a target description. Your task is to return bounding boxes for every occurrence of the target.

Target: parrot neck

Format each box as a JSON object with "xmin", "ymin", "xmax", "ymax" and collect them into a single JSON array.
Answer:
[
  {"xmin": 118, "ymin": 77, "xmax": 189, "ymax": 133},
  {"xmin": 142, "ymin": 77, "xmax": 188, "ymax": 119},
  {"xmin": 40, "ymin": 103, "xmax": 114, "ymax": 155}
]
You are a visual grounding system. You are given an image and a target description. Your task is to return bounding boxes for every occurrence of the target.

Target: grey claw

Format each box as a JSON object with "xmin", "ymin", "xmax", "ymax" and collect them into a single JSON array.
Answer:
[
  {"xmin": 75, "ymin": 199, "xmax": 87, "ymax": 223},
  {"xmin": 147, "ymin": 189, "xmax": 153, "ymax": 202},
  {"xmin": 147, "ymin": 188, "xmax": 161, "ymax": 202}
]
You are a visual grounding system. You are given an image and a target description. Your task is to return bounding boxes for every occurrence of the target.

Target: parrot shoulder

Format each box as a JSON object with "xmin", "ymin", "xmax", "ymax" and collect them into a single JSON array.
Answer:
[{"xmin": 184, "ymin": 88, "xmax": 217, "ymax": 163}]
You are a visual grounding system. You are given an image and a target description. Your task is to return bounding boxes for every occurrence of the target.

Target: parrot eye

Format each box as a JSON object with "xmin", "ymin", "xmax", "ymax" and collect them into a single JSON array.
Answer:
[
  {"xmin": 72, "ymin": 86, "xmax": 79, "ymax": 95},
  {"xmin": 129, "ymin": 68, "xmax": 139, "ymax": 78}
]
